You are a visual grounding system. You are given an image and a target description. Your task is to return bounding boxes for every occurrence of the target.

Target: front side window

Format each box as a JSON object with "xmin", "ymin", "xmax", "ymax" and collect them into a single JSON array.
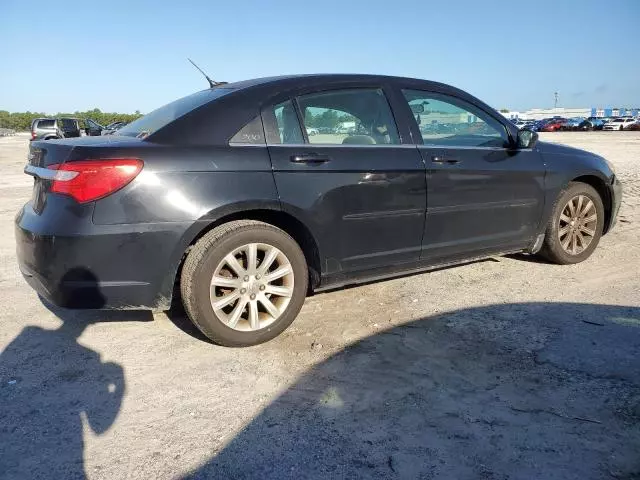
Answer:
[
  {"xmin": 297, "ymin": 89, "xmax": 400, "ymax": 145},
  {"xmin": 402, "ymin": 89, "xmax": 509, "ymax": 148}
]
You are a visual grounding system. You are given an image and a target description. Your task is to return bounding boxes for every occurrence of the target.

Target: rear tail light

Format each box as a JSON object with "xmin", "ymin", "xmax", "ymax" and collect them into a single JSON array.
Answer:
[
  {"xmin": 31, "ymin": 131, "xmax": 36, "ymax": 140},
  {"xmin": 48, "ymin": 159, "xmax": 143, "ymax": 203}
]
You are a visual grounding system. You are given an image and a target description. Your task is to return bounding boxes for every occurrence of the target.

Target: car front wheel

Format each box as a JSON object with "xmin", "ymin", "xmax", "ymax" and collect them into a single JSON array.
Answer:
[
  {"xmin": 538, "ymin": 182, "xmax": 605, "ymax": 265},
  {"xmin": 180, "ymin": 220, "xmax": 308, "ymax": 346}
]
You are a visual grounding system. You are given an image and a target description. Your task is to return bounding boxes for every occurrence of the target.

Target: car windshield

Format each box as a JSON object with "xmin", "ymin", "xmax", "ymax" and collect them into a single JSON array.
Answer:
[{"xmin": 116, "ymin": 88, "xmax": 233, "ymax": 138}]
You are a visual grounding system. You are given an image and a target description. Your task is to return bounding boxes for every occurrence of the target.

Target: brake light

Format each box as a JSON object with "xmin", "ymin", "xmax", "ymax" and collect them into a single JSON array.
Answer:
[
  {"xmin": 31, "ymin": 131, "xmax": 36, "ymax": 140},
  {"xmin": 49, "ymin": 159, "xmax": 143, "ymax": 203}
]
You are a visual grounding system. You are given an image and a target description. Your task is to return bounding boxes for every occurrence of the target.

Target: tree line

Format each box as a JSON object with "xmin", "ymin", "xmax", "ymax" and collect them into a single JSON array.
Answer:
[{"xmin": 0, "ymin": 108, "xmax": 144, "ymax": 131}]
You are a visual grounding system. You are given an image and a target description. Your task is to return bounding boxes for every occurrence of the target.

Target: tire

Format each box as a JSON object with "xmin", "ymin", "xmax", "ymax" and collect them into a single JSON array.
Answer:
[
  {"xmin": 180, "ymin": 220, "xmax": 308, "ymax": 346},
  {"xmin": 538, "ymin": 182, "xmax": 605, "ymax": 265}
]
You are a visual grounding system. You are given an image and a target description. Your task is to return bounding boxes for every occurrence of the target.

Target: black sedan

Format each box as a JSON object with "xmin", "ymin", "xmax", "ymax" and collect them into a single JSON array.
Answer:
[{"xmin": 16, "ymin": 74, "xmax": 622, "ymax": 346}]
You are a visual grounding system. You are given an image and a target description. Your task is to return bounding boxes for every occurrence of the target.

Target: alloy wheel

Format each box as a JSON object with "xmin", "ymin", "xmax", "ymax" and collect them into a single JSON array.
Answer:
[
  {"xmin": 558, "ymin": 194, "xmax": 598, "ymax": 255},
  {"xmin": 210, "ymin": 243, "xmax": 294, "ymax": 331}
]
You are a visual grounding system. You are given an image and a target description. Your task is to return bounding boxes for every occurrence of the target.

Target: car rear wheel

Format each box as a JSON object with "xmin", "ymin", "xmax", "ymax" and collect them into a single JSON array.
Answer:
[
  {"xmin": 180, "ymin": 220, "xmax": 308, "ymax": 346},
  {"xmin": 538, "ymin": 182, "xmax": 605, "ymax": 265}
]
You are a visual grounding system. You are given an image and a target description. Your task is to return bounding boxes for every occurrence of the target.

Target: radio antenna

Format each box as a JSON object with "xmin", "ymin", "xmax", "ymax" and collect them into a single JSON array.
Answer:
[{"xmin": 187, "ymin": 58, "xmax": 226, "ymax": 88}]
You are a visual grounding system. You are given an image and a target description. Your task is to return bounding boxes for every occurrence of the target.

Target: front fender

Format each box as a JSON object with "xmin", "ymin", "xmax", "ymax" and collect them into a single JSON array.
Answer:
[{"xmin": 538, "ymin": 142, "xmax": 615, "ymax": 231}]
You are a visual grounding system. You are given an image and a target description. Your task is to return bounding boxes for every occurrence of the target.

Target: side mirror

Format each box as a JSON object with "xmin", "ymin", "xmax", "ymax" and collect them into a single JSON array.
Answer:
[
  {"xmin": 410, "ymin": 103, "xmax": 424, "ymax": 114},
  {"xmin": 517, "ymin": 129, "xmax": 538, "ymax": 149}
]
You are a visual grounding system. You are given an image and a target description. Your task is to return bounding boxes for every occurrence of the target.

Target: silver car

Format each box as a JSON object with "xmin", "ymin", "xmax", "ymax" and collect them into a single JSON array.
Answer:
[{"xmin": 30, "ymin": 118, "xmax": 81, "ymax": 141}]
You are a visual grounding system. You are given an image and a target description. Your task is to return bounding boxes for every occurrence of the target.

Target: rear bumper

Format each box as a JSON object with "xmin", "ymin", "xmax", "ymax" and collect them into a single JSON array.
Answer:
[{"xmin": 15, "ymin": 201, "xmax": 192, "ymax": 310}]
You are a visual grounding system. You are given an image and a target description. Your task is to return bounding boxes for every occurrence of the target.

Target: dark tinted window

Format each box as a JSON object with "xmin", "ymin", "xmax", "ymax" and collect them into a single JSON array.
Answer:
[
  {"xmin": 59, "ymin": 118, "xmax": 78, "ymax": 131},
  {"xmin": 264, "ymin": 100, "xmax": 304, "ymax": 144},
  {"xmin": 402, "ymin": 89, "xmax": 508, "ymax": 148},
  {"xmin": 116, "ymin": 88, "xmax": 233, "ymax": 138},
  {"xmin": 297, "ymin": 89, "xmax": 400, "ymax": 145},
  {"xmin": 229, "ymin": 116, "xmax": 265, "ymax": 145},
  {"xmin": 36, "ymin": 119, "xmax": 55, "ymax": 129}
]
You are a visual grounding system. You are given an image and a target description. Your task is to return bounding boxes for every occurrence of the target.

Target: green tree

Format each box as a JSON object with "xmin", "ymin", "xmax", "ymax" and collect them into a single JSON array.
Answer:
[{"xmin": 0, "ymin": 109, "xmax": 144, "ymax": 131}]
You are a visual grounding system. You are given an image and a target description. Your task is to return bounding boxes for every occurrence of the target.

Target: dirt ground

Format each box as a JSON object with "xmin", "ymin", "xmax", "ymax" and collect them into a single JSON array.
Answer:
[{"xmin": 0, "ymin": 132, "xmax": 639, "ymax": 479}]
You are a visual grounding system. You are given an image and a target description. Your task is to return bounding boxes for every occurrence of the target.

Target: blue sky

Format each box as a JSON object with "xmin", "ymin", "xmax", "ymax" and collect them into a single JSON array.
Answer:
[{"xmin": 1, "ymin": 0, "xmax": 638, "ymax": 114}]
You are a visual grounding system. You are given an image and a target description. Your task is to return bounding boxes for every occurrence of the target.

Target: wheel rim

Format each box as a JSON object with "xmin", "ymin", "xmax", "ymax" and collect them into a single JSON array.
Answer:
[
  {"xmin": 209, "ymin": 243, "xmax": 294, "ymax": 331},
  {"xmin": 558, "ymin": 194, "xmax": 598, "ymax": 255}
]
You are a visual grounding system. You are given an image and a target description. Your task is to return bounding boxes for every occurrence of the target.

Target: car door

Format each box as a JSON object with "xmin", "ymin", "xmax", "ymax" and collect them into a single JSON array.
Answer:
[
  {"xmin": 264, "ymin": 87, "xmax": 426, "ymax": 276},
  {"xmin": 399, "ymin": 89, "xmax": 546, "ymax": 263}
]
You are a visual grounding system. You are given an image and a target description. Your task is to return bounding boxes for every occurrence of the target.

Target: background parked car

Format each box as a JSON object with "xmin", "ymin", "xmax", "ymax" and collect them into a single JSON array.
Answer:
[
  {"xmin": 101, "ymin": 121, "xmax": 128, "ymax": 135},
  {"xmin": 30, "ymin": 117, "xmax": 81, "ymax": 141},
  {"xmin": 578, "ymin": 117, "xmax": 605, "ymax": 131},
  {"xmin": 527, "ymin": 120, "xmax": 545, "ymax": 132},
  {"xmin": 561, "ymin": 117, "xmax": 584, "ymax": 131},
  {"xmin": 603, "ymin": 117, "xmax": 637, "ymax": 131},
  {"xmin": 83, "ymin": 118, "xmax": 105, "ymax": 136},
  {"xmin": 541, "ymin": 118, "xmax": 567, "ymax": 132},
  {"xmin": 306, "ymin": 127, "xmax": 319, "ymax": 136},
  {"xmin": 512, "ymin": 119, "xmax": 535, "ymax": 129}
]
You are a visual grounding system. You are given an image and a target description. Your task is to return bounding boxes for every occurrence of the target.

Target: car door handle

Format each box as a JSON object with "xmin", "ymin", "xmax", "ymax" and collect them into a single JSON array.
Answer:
[
  {"xmin": 290, "ymin": 153, "xmax": 330, "ymax": 164},
  {"xmin": 432, "ymin": 155, "xmax": 460, "ymax": 165},
  {"xmin": 359, "ymin": 172, "xmax": 389, "ymax": 184}
]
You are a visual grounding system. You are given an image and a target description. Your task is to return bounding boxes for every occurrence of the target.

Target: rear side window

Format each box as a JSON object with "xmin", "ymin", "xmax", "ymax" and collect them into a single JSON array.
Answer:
[
  {"xmin": 297, "ymin": 89, "xmax": 400, "ymax": 145},
  {"xmin": 36, "ymin": 119, "xmax": 55, "ymax": 129},
  {"xmin": 263, "ymin": 100, "xmax": 304, "ymax": 144},
  {"xmin": 229, "ymin": 116, "xmax": 265, "ymax": 145},
  {"xmin": 116, "ymin": 88, "xmax": 233, "ymax": 138}
]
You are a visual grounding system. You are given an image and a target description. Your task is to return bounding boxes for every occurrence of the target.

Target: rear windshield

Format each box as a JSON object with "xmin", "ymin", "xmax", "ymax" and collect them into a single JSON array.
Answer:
[
  {"xmin": 116, "ymin": 88, "xmax": 233, "ymax": 138},
  {"xmin": 36, "ymin": 119, "xmax": 55, "ymax": 129},
  {"xmin": 612, "ymin": 119, "xmax": 624, "ymax": 122}
]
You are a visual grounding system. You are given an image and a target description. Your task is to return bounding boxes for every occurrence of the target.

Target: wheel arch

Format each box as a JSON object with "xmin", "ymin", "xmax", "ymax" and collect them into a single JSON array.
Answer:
[
  {"xmin": 570, "ymin": 175, "xmax": 613, "ymax": 234},
  {"xmin": 156, "ymin": 207, "xmax": 323, "ymax": 310}
]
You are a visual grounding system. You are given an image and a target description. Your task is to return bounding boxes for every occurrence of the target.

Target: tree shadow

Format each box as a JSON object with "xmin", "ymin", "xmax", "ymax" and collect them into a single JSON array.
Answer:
[
  {"xmin": 185, "ymin": 302, "xmax": 640, "ymax": 480},
  {"xmin": 0, "ymin": 268, "xmax": 151, "ymax": 479}
]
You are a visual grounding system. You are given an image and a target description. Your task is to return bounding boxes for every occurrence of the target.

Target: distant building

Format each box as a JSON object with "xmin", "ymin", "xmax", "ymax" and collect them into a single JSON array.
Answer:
[
  {"xmin": 504, "ymin": 108, "xmax": 591, "ymax": 120},
  {"xmin": 590, "ymin": 107, "xmax": 640, "ymax": 118}
]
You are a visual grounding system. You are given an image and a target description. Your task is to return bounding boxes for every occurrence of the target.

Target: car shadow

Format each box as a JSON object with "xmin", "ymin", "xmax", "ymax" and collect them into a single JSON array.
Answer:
[
  {"xmin": 0, "ymin": 267, "xmax": 151, "ymax": 479},
  {"xmin": 505, "ymin": 252, "xmax": 554, "ymax": 264},
  {"xmin": 184, "ymin": 302, "xmax": 640, "ymax": 480},
  {"xmin": 163, "ymin": 287, "xmax": 213, "ymax": 343}
]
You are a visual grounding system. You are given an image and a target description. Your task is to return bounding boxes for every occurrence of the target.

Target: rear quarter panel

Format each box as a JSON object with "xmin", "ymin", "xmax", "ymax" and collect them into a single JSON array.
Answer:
[
  {"xmin": 90, "ymin": 142, "xmax": 281, "ymax": 306},
  {"xmin": 92, "ymin": 144, "xmax": 279, "ymax": 224}
]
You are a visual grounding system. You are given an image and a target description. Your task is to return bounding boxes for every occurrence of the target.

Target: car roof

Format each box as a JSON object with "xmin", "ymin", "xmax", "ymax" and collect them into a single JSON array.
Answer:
[
  {"xmin": 220, "ymin": 73, "xmax": 458, "ymax": 92},
  {"xmin": 150, "ymin": 73, "xmax": 517, "ymax": 146}
]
